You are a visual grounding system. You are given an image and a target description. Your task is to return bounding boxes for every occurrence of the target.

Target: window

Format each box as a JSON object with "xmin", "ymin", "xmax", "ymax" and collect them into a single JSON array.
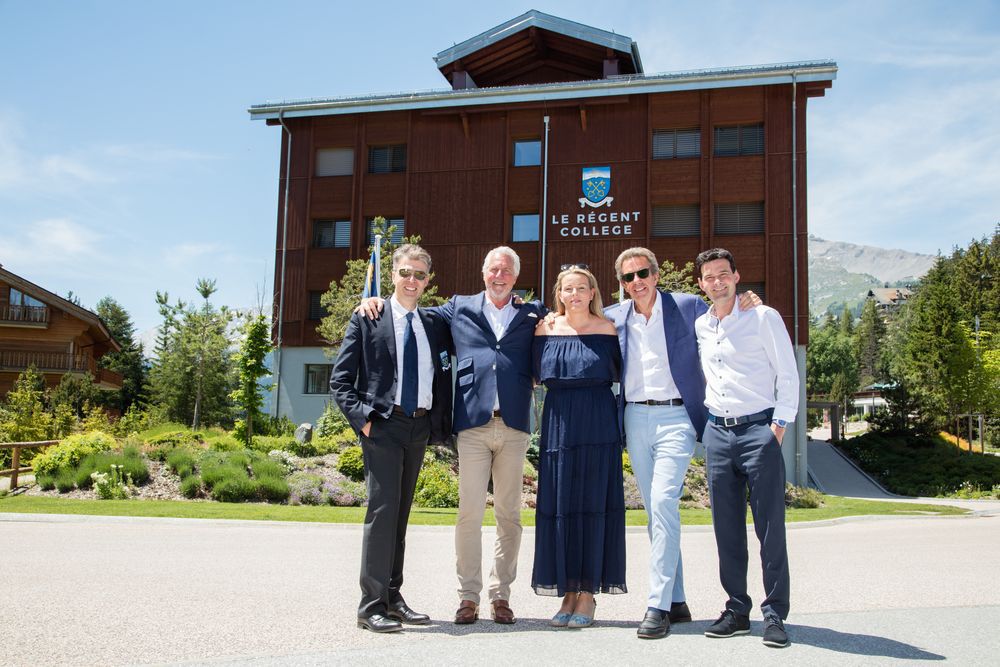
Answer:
[
  {"xmin": 738, "ymin": 282, "xmax": 766, "ymax": 302},
  {"xmin": 308, "ymin": 291, "xmax": 329, "ymax": 320},
  {"xmin": 368, "ymin": 144, "xmax": 406, "ymax": 173},
  {"xmin": 652, "ymin": 128, "xmax": 700, "ymax": 159},
  {"xmin": 304, "ymin": 364, "xmax": 334, "ymax": 394},
  {"xmin": 714, "ymin": 124, "xmax": 764, "ymax": 156},
  {"xmin": 714, "ymin": 202, "xmax": 765, "ymax": 234},
  {"xmin": 9, "ymin": 288, "xmax": 45, "ymax": 308},
  {"xmin": 511, "ymin": 213, "xmax": 539, "ymax": 242},
  {"xmin": 651, "ymin": 204, "xmax": 700, "ymax": 237},
  {"xmin": 513, "ymin": 139, "xmax": 541, "ymax": 166},
  {"xmin": 366, "ymin": 218, "xmax": 405, "ymax": 245},
  {"xmin": 314, "ymin": 220, "xmax": 351, "ymax": 248},
  {"xmin": 315, "ymin": 148, "xmax": 354, "ymax": 176},
  {"xmin": 512, "ymin": 288, "xmax": 531, "ymax": 301}
]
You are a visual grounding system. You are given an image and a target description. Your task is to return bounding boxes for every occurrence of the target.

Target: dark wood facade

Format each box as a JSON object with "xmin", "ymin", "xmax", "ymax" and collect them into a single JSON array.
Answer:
[{"xmin": 266, "ymin": 81, "xmax": 829, "ymax": 349}]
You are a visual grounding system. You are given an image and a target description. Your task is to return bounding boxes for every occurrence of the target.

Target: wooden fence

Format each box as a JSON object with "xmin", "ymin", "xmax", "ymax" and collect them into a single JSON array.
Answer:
[{"xmin": 0, "ymin": 440, "xmax": 60, "ymax": 489}]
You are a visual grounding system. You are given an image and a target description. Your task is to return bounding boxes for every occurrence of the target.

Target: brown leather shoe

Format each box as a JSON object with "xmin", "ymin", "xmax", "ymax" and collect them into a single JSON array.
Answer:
[
  {"xmin": 454, "ymin": 600, "xmax": 478, "ymax": 624},
  {"xmin": 491, "ymin": 599, "xmax": 516, "ymax": 624}
]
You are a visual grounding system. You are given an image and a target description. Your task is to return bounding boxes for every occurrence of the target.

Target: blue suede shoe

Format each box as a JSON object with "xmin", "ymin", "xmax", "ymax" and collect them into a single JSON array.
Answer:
[
  {"xmin": 567, "ymin": 612, "xmax": 595, "ymax": 629},
  {"xmin": 549, "ymin": 611, "xmax": 572, "ymax": 627}
]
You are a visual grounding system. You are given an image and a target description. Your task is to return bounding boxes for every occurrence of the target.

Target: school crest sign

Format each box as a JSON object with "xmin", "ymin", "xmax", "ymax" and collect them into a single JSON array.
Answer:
[{"xmin": 580, "ymin": 166, "xmax": 613, "ymax": 208}]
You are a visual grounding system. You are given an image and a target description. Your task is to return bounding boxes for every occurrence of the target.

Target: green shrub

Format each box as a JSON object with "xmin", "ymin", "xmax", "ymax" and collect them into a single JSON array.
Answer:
[
  {"xmin": 205, "ymin": 433, "xmax": 242, "ymax": 452},
  {"xmin": 325, "ymin": 478, "xmax": 367, "ymax": 506},
  {"xmin": 251, "ymin": 457, "xmax": 286, "ymax": 480},
  {"xmin": 33, "ymin": 431, "xmax": 116, "ymax": 477},
  {"xmin": 315, "ymin": 402, "xmax": 351, "ymax": 438},
  {"xmin": 74, "ymin": 457, "xmax": 98, "ymax": 489},
  {"xmin": 337, "ymin": 446, "xmax": 365, "ymax": 482},
  {"xmin": 166, "ymin": 449, "xmax": 197, "ymax": 478},
  {"xmin": 180, "ymin": 474, "xmax": 203, "ymax": 499},
  {"xmin": 785, "ymin": 484, "xmax": 824, "ymax": 508},
  {"xmin": 36, "ymin": 472, "xmax": 56, "ymax": 491},
  {"xmin": 146, "ymin": 429, "xmax": 204, "ymax": 449},
  {"xmin": 201, "ymin": 464, "xmax": 244, "ymax": 490},
  {"xmin": 211, "ymin": 475, "xmax": 258, "ymax": 503},
  {"xmin": 414, "ymin": 460, "xmax": 459, "ymax": 508},
  {"xmin": 622, "ymin": 451, "xmax": 633, "ymax": 476},
  {"xmin": 522, "ymin": 459, "xmax": 538, "ymax": 481},
  {"xmin": 256, "ymin": 475, "xmax": 290, "ymax": 502},
  {"xmin": 55, "ymin": 468, "xmax": 77, "ymax": 493},
  {"xmin": 92, "ymin": 464, "xmax": 131, "ymax": 500}
]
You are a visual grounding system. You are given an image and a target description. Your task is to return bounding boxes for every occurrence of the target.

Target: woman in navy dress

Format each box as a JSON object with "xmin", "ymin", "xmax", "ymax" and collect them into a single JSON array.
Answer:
[{"xmin": 532, "ymin": 266, "xmax": 627, "ymax": 628}]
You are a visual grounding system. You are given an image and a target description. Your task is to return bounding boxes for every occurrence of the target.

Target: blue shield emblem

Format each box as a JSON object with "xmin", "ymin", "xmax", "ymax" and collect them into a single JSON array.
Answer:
[{"xmin": 582, "ymin": 166, "xmax": 611, "ymax": 204}]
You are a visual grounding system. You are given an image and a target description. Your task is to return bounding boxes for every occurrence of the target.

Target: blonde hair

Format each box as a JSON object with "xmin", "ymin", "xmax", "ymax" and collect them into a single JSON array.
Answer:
[{"xmin": 552, "ymin": 267, "xmax": 604, "ymax": 318}]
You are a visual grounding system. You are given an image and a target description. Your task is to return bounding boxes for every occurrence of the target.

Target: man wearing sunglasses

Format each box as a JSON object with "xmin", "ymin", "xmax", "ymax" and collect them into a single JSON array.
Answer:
[
  {"xmin": 605, "ymin": 247, "xmax": 757, "ymax": 640},
  {"xmin": 331, "ymin": 244, "xmax": 454, "ymax": 634},
  {"xmin": 357, "ymin": 246, "xmax": 545, "ymax": 626}
]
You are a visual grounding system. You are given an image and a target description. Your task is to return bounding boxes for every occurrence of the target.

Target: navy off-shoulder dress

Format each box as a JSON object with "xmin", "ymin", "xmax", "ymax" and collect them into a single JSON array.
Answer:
[{"xmin": 531, "ymin": 334, "xmax": 627, "ymax": 596}]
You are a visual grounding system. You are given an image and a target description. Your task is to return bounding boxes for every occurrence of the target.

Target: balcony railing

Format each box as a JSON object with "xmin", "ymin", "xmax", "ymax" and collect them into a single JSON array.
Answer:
[
  {"xmin": 0, "ymin": 304, "xmax": 49, "ymax": 325},
  {"xmin": 0, "ymin": 350, "xmax": 92, "ymax": 373},
  {"xmin": 0, "ymin": 350, "xmax": 124, "ymax": 388}
]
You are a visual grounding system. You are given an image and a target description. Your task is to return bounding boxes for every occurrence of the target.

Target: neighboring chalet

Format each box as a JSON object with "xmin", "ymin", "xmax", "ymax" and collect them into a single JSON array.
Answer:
[
  {"xmin": 867, "ymin": 286, "xmax": 913, "ymax": 314},
  {"xmin": 0, "ymin": 264, "xmax": 122, "ymax": 397}
]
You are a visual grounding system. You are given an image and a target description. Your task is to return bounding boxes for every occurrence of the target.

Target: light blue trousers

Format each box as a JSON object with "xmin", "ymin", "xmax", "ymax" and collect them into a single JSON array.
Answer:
[{"xmin": 625, "ymin": 403, "xmax": 696, "ymax": 611}]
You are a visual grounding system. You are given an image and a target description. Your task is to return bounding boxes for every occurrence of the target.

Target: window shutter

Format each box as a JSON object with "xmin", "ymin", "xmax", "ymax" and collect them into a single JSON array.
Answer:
[
  {"xmin": 308, "ymin": 292, "xmax": 328, "ymax": 320},
  {"xmin": 741, "ymin": 124, "xmax": 764, "ymax": 155},
  {"xmin": 315, "ymin": 148, "xmax": 354, "ymax": 176},
  {"xmin": 714, "ymin": 202, "xmax": 764, "ymax": 234},
  {"xmin": 652, "ymin": 204, "xmax": 700, "ymax": 237},
  {"xmin": 334, "ymin": 221, "xmax": 351, "ymax": 247},
  {"xmin": 676, "ymin": 128, "xmax": 701, "ymax": 157},
  {"xmin": 652, "ymin": 130, "xmax": 675, "ymax": 159},
  {"xmin": 714, "ymin": 126, "xmax": 739, "ymax": 157},
  {"xmin": 368, "ymin": 218, "xmax": 405, "ymax": 245},
  {"xmin": 738, "ymin": 282, "xmax": 765, "ymax": 302}
]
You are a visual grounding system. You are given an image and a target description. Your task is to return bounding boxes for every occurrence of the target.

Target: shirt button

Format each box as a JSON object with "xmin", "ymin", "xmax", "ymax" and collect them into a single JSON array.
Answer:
[
  {"xmin": 725, "ymin": 409, "xmax": 730, "ymax": 414},
  {"xmin": 496, "ymin": 345, "xmax": 500, "ymax": 350},
  {"xmin": 492, "ymin": 364, "xmax": 496, "ymax": 370}
]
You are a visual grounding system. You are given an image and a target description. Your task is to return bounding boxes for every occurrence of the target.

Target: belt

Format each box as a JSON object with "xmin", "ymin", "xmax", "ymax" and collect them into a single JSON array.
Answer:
[
  {"xmin": 628, "ymin": 398, "xmax": 684, "ymax": 406},
  {"xmin": 393, "ymin": 405, "xmax": 428, "ymax": 418},
  {"xmin": 707, "ymin": 410, "xmax": 773, "ymax": 428}
]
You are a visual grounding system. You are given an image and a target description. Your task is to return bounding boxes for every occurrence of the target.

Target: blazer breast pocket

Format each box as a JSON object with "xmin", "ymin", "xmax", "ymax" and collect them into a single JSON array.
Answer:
[{"xmin": 457, "ymin": 357, "xmax": 474, "ymax": 387}]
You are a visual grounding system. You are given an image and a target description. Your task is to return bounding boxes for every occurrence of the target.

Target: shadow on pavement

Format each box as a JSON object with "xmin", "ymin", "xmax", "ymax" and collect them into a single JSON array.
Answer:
[
  {"xmin": 404, "ymin": 618, "xmax": 638, "ymax": 635},
  {"xmin": 789, "ymin": 623, "xmax": 945, "ymax": 660}
]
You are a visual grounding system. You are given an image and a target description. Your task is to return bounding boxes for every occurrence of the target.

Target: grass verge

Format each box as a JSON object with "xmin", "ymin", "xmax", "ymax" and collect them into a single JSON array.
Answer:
[{"xmin": 0, "ymin": 494, "xmax": 967, "ymax": 525}]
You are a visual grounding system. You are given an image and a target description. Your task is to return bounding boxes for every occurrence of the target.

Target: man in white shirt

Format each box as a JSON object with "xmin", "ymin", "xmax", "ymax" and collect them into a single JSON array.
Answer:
[{"xmin": 694, "ymin": 247, "xmax": 798, "ymax": 649}]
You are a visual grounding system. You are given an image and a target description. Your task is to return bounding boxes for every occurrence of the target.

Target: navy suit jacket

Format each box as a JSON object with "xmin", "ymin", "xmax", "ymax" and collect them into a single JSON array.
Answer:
[
  {"xmin": 605, "ymin": 291, "xmax": 709, "ymax": 442},
  {"xmin": 330, "ymin": 307, "xmax": 453, "ymax": 445},
  {"xmin": 432, "ymin": 293, "xmax": 545, "ymax": 434}
]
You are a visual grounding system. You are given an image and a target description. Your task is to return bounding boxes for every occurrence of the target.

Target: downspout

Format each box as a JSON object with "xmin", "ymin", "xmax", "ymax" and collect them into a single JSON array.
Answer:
[
  {"xmin": 273, "ymin": 109, "xmax": 293, "ymax": 417},
  {"xmin": 540, "ymin": 115, "xmax": 551, "ymax": 304},
  {"xmin": 791, "ymin": 72, "xmax": 808, "ymax": 486}
]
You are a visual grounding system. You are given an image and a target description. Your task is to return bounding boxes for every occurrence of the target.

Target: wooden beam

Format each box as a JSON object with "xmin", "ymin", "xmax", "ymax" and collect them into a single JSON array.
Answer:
[
  {"xmin": 579, "ymin": 107, "xmax": 587, "ymax": 132},
  {"xmin": 461, "ymin": 112, "xmax": 470, "ymax": 139}
]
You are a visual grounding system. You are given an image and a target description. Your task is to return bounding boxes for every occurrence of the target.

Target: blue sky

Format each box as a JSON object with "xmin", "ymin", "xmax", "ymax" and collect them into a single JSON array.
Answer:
[{"xmin": 2, "ymin": 1, "xmax": 998, "ymax": 337}]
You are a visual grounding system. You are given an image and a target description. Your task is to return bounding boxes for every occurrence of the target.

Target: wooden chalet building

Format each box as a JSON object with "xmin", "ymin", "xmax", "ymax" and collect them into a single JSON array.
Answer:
[
  {"xmin": 250, "ymin": 10, "xmax": 836, "ymax": 481},
  {"xmin": 0, "ymin": 265, "xmax": 123, "ymax": 397}
]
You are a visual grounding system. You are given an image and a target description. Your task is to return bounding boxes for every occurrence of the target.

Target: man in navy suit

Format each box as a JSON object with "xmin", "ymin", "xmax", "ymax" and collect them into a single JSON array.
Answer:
[
  {"xmin": 331, "ymin": 244, "xmax": 453, "ymax": 634},
  {"xmin": 359, "ymin": 246, "xmax": 543, "ymax": 625},
  {"xmin": 605, "ymin": 247, "xmax": 756, "ymax": 640}
]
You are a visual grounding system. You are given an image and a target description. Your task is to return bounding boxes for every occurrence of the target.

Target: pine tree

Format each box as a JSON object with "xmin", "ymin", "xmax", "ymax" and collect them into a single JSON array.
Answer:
[
  {"xmin": 855, "ymin": 299, "xmax": 888, "ymax": 386},
  {"xmin": 231, "ymin": 314, "xmax": 273, "ymax": 445},
  {"xmin": 95, "ymin": 296, "xmax": 149, "ymax": 412}
]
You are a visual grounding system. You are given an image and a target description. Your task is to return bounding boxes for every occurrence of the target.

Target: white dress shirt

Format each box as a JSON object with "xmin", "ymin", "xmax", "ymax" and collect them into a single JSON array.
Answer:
[
  {"xmin": 389, "ymin": 296, "xmax": 434, "ymax": 411},
  {"xmin": 483, "ymin": 294, "xmax": 516, "ymax": 411},
  {"xmin": 623, "ymin": 296, "xmax": 682, "ymax": 401},
  {"xmin": 695, "ymin": 304, "xmax": 799, "ymax": 423}
]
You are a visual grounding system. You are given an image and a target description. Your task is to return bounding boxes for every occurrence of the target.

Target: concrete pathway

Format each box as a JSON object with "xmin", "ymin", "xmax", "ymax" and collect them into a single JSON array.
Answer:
[
  {"xmin": 807, "ymin": 439, "xmax": 897, "ymax": 498},
  {"xmin": 2, "ymin": 510, "xmax": 998, "ymax": 665}
]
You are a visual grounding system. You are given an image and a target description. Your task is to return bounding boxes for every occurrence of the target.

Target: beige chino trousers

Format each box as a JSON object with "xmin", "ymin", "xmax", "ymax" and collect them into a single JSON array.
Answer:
[{"xmin": 454, "ymin": 417, "xmax": 530, "ymax": 605}]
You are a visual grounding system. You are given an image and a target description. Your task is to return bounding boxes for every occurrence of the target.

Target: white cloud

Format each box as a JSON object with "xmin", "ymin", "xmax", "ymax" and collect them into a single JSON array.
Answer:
[
  {"xmin": 0, "ymin": 217, "xmax": 105, "ymax": 278},
  {"xmin": 103, "ymin": 144, "xmax": 222, "ymax": 163}
]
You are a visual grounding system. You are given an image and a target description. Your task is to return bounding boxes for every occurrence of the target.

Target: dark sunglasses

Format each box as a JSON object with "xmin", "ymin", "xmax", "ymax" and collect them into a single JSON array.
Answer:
[
  {"xmin": 397, "ymin": 268, "xmax": 428, "ymax": 280},
  {"xmin": 620, "ymin": 267, "xmax": 652, "ymax": 283},
  {"xmin": 560, "ymin": 263, "xmax": 589, "ymax": 271}
]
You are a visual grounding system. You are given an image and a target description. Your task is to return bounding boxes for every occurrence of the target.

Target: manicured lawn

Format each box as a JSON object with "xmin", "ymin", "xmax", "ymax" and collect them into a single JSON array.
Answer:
[{"xmin": 0, "ymin": 494, "xmax": 966, "ymax": 525}]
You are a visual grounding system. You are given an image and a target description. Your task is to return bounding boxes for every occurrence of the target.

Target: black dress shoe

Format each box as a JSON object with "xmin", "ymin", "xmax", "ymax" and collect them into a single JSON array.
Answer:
[
  {"xmin": 387, "ymin": 603, "xmax": 431, "ymax": 625},
  {"xmin": 669, "ymin": 601, "xmax": 692, "ymax": 624},
  {"xmin": 357, "ymin": 613, "xmax": 403, "ymax": 633},
  {"xmin": 637, "ymin": 609, "xmax": 670, "ymax": 639}
]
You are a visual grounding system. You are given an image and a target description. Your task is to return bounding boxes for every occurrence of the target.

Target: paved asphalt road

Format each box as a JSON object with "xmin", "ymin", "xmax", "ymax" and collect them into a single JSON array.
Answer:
[{"xmin": 2, "ymin": 507, "xmax": 998, "ymax": 666}]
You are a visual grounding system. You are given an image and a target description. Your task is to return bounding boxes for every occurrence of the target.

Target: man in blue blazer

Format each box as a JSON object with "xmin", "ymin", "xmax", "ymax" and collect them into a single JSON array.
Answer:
[
  {"xmin": 331, "ymin": 244, "xmax": 453, "ymax": 634},
  {"xmin": 358, "ymin": 246, "xmax": 544, "ymax": 625},
  {"xmin": 605, "ymin": 247, "xmax": 758, "ymax": 640}
]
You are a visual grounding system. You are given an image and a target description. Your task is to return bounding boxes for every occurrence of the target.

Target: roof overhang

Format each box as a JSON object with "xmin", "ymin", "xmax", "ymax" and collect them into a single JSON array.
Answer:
[{"xmin": 249, "ymin": 61, "xmax": 836, "ymax": 121}]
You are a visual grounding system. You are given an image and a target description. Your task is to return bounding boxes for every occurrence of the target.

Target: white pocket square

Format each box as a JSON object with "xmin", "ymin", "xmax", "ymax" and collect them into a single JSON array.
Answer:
[{"xmin": 528, "ymin": 312, "xmax": 538, "ymax": 318}]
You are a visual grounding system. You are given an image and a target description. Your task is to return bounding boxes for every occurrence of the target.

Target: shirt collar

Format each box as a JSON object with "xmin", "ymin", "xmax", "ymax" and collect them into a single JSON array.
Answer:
[
  {"xmin": 483, "ymin": 293, "xmax": 514, "ymax": 314},
  {"xmin": 389, "ymin": 295, "xmax": 416, "ymax": 320},
  {"xmin": 628, "ymin": 292, "xmax": 661, "ymax": 323}
]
